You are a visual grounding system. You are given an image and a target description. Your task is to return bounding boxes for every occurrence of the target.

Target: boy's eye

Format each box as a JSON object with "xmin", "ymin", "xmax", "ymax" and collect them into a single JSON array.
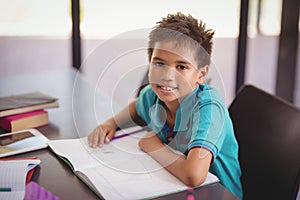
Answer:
[
  {"xmin": 177, "ymin": 65, "xmax": 187, "ymax": 70},
  {"xmin": 154, "ymin": 62, "xmax": 164, "ymax": 67}
]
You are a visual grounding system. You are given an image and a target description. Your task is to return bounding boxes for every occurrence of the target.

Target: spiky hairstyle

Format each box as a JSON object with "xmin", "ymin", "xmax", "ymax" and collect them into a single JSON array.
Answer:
[{"xmin": 148, "ymin": 12, "xmax": 215, "ymax": 68}]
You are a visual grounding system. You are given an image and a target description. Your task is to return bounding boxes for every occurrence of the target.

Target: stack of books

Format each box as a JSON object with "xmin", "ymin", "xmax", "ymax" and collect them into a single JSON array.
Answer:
[{"xmin": 0, "ymin": 92, "xmax": 59, "ymax": 132}]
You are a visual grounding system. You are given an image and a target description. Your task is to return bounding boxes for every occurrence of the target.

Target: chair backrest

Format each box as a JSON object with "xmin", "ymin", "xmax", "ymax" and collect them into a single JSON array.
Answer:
[{"xmin": 229, "ymin": 85, "xmax": 300, "ymax": 200}]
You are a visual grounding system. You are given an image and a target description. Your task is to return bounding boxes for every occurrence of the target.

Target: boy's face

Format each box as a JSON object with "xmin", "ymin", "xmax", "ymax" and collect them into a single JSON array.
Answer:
[{"xmin": 148, "ymin": 41, "xmax": 207, "ymax": 104}]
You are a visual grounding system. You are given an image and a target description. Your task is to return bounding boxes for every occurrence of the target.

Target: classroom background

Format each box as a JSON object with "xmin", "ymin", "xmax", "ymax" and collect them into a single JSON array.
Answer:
[{"xmin": 0, "ymin": 0, "xmax": 299, "ymax": 108}]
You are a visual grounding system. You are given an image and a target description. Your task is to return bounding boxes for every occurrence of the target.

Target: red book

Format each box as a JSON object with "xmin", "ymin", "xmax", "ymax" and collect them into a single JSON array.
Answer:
[{"xmin": 0, "ymin": 110, "xmax": 48, "ymax": 132}]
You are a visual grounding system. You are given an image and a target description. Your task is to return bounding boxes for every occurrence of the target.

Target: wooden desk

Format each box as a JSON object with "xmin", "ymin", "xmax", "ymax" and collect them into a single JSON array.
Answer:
[{"xmin": 0, "ymin": 68, "xmax": 238, "ymax": 200}]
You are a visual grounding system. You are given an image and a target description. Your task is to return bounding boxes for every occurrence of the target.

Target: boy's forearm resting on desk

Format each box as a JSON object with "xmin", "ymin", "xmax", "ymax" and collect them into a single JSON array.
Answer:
[{"xmin": 138, "ymin": 132, "xmax": 212, "ymax": 187}]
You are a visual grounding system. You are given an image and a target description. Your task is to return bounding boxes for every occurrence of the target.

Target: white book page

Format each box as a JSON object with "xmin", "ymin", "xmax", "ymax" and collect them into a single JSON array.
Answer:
[
  {"xmin": 0, "ymin": 159, "xmax": 40, "ymax": 200},
  {"xmin": 80, "ymin": 163, "xmax": 187, "ymax": 200},
  {"xmin": 48, "ymin": 138, "xmax": 101, "ymax": 171},
  {"xmin": 49, "ymin": 126, "xmax": 219, "ymax": 200},
  {"xmin": 47, "ymin": 126, "xmax": 146, "ymax": 172},
  {"xmin": 80, "ymin": 145, "xmax": 219, "ymax": 200},
  {"xmin": 0, "ymin": 191, "xmax": 25, "ymax": 200}
]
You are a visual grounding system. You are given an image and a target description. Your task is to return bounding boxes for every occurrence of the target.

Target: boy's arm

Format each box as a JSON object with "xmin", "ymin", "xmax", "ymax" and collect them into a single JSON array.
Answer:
[
  {"xmin": 88, "ymin": 99, "xmax": 141, "ymax": 147},
  {"xmin": 138, "ymin": 132, "xmax": 212, "ymax": 187}
]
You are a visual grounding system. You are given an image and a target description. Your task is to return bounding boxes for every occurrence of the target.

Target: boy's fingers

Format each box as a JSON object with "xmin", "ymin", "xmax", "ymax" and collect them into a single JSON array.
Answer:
[
  {"xmin": 97, "ymin": 127, "xmax": 107, "ymax": 147},
  {"xmin": 88, "ymin": 134, "xmax": 97, "ymax": 148},
  {"xmin": 88, "ymin": 125, "xmax": 115, "ymax": 148},
  {"xmin": 92, "ymin": 135, "xmax": 100, "ymax": 148},
  {"xmin": 88, "ymin": 132, "xmax": 96, "ymax": 147},
  {"xmin": 88, "ymin": 126, "xmax": 105, "ymax": 148},
  {"xmin": 105, "ymin": 130, "xmax": 115, "ymax": 143},
  {"xmin": 91, "ymin": 131, "xmax": 101, "ymax": 148}
]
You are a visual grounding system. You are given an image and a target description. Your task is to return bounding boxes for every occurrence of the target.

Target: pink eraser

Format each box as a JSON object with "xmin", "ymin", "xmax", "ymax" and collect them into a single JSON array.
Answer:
[{"xmin": 187, "ymin": 187, "xmax": 195, "ymax": 200}]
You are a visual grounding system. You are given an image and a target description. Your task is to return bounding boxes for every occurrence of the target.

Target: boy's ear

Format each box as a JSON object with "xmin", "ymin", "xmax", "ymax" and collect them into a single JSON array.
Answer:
[{"xmin": 197, "ymin": 65, "xmax": 209, "ymax": 84}]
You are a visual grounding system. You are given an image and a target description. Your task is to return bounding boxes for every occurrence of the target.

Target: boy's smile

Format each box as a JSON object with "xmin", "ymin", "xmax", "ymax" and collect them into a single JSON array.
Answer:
[{"xmin": 148, "ymin": 41, "xmax": 207, "ymax": 106}]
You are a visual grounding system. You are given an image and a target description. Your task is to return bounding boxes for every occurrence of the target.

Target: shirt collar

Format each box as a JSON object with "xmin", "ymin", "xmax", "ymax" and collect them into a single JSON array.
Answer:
[
  {"xmin": 174, "ymin": 86, "xmax": 201, "ymax": 131},
  {"xmin": 150, "ymin": 85, "xmax": 202, "ymax": 132}
]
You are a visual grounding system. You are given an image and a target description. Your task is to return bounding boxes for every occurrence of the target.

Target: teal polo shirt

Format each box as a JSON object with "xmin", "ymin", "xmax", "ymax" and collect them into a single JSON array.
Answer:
[{"xmin": 136, "ymin": 84, "xmax": 243, "ymax": 199}]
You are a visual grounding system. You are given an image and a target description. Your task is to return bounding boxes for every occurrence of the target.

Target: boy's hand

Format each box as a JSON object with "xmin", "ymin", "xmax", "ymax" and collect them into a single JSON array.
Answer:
[{"xmin": 88, "ymin": 124, "xmax": 116, "ymax": 148}]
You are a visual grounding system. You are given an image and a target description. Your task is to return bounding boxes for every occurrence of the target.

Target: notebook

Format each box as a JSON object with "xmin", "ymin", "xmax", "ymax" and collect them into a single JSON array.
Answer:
[{"xmin": 48, "ymin": 126, "xmax": 219, "ymax": 200}]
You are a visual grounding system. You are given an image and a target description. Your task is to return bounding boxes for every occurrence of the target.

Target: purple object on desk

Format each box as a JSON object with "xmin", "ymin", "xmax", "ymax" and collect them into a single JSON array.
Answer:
[
  {"xmin": 24, "ymin": 181, "xmax": 60, "ymax": 200},
  {"xmin": 111, "ymin": 128, "xmax": 144, "ymax": 141}
]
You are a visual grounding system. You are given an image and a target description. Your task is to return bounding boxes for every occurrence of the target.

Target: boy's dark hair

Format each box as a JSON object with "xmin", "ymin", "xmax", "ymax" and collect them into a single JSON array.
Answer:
[{"xmin": 148, "ymin": 12, "xmax": 215, "ymax": 68}]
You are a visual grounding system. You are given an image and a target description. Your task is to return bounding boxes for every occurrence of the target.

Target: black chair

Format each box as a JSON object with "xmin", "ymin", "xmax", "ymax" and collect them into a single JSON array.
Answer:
[{"xmin": 229, "ymin": 85, "xmax": 300, "ymax": 200}]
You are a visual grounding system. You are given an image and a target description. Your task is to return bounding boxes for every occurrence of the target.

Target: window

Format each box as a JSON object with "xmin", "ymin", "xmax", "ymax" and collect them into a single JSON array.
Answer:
[
  {"xmin": 80, "ymin": 0, "xmax": 240, "ymax": 39},
  {"xmin": 247, "ymin": 0, "xmax": 283, "ymax": 37},
  {"xmin": 258, "ymin": 0, "xmax": 282, "ymax": 35},
  {"xmin": 0, "ymin": 0, "xmax": 292, "ymax": 38},
  {"xmin": 0, "ymin": 0, "xmax": 71, "ymax": 37}
]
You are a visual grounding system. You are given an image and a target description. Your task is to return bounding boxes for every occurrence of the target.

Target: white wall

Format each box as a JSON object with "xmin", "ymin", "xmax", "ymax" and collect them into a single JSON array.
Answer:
[{"xmin": 0, "ymin": 37, "xmax": 71, "ymax": 75}]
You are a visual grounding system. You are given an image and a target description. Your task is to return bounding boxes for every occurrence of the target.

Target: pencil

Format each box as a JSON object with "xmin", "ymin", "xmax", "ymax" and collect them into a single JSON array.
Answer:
[{"xmin": 111, "ymin": 129, "xmax": 144, "ymax": 141}]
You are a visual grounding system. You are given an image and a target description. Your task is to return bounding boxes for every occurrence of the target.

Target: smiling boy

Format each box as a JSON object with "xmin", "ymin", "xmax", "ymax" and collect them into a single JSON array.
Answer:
[{"xmin": 88, "ymin": 12, "xmax": 243, "ymax": 199}]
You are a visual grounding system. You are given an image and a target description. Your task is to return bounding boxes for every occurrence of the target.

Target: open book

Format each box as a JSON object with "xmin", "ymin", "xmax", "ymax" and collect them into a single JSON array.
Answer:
[
  {"xmin": 0, "ymin": 158, "xmax": 40, "ymax": 200},
  {"xmin": 48, "ymin": 126, "xmax": 219, "ymax": 200}
]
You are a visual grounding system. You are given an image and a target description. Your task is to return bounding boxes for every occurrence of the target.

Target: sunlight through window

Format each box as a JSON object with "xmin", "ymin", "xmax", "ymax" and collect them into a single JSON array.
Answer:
[
  {"xmin": 0, "ymin": 0, "xmax": 71, "ymax": 37},
  {"xmin": 0, "ymin": 0, "xmax": 295, "ymax": 38}
]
